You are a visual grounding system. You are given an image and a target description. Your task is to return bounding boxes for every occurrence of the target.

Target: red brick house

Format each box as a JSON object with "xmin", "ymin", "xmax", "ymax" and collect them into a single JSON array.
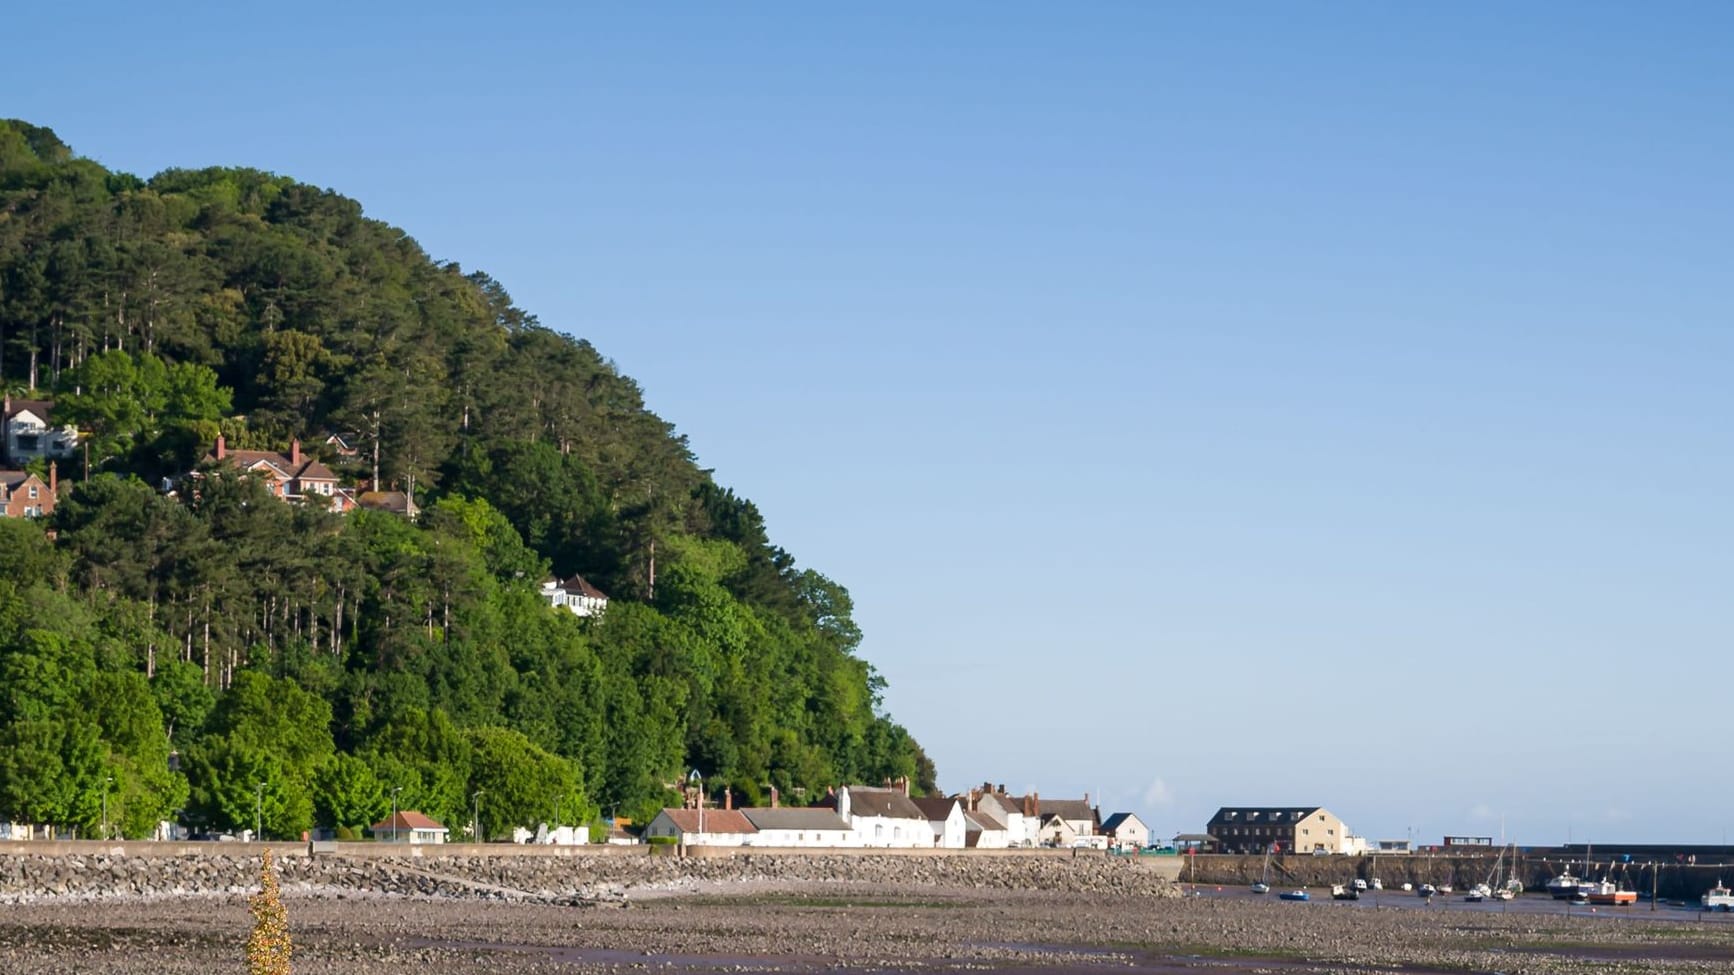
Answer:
[
  {"xmin": 207, "ymin": 435, "xmax": 354, "ymax": 511},
  {"xmin": 0, "ymin": 464, "xmax": 58, "ymax": 519}
]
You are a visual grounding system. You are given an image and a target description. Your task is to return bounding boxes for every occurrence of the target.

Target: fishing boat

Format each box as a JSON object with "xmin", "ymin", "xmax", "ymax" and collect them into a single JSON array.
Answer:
[
  {"xmin": 1546, "ymin": 866, "xmax": 1583, "ymax": 899},
  {"xmin": 1702, "ymin": 882, "xmax": 1734, "ymax": 912},
  {"xmin": 1583, "ymin": 879, "xmax": 1636, "ymax": 906},
  {"xmin": 1331, "ymin": 883, "xmax": 1359, "ymax": 900},
  {"xmin": 1279, "ymin": 888, "xmax": 1310, "ymax": 901}
]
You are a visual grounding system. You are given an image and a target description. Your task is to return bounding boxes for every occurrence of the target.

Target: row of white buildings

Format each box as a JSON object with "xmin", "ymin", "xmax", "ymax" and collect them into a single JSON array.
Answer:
[{"xmin": 640, "ymin": 780, "xmax": 1152, "ymax": 851}]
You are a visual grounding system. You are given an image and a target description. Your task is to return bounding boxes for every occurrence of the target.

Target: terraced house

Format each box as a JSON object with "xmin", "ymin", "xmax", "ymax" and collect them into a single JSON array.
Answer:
[{"xmin": 1207, "ymin": 806, "xmax": 1350, "ymax": 855}]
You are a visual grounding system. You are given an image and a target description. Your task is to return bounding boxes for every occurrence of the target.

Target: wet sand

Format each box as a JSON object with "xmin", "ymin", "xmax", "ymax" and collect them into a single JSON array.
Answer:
[{"xmin": 5, "ymin": 877, "xmax": 1734, "ymax": 974}]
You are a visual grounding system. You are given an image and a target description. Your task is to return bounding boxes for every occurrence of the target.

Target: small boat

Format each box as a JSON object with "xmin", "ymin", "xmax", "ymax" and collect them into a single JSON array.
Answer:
[
  {"xmin": 1464, "ymin": 883, "xmax": 1491, "ymax": 903},
  {"xmin": 1331, "ymin": 883, "xmax": 1359, "ymax": 901},
  {"xmin": 1417, "ymin": 883, "xmax": 1437, "ymax": 898},
  {"xmin": 1251, "ymin": 848, "xmax": 1273, "ymax": 894},
  {"xmin": 1547, "ymin": 868, "xmax": 1583, "ymax": 899},
  {"xmin": 1399, "ymin": 881, "xmax": 1412, "ymax": 892},
  {"xmin": 1701, "ymin": 882, "xmax": 1734, "ymax": 912},
  {"xmin": 1352, "ymin": 879, "xmax": 1368, "ymax": 892},
  {"xmin": 1437, "ymin": 884, "xmax": 1454, "ymax": 894},
  {"xmin": 1584, "ymin": 879, "xmax": 1637, "ymax": 906},
  {"xmin": 1279, "ymin": 888, "xmax": 1310, "ymax": 901},
  {"xmin": 1370, "ymin": 878, "xmax": 1383, "ymax": 890}
]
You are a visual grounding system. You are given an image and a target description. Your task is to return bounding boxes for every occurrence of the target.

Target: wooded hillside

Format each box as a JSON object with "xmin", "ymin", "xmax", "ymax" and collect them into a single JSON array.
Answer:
[{"xmin": 0, "ymin": 120, "xmax": 933, "ymax": 839}]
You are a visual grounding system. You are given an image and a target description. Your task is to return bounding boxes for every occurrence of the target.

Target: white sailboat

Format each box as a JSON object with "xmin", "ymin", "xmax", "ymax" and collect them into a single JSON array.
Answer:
[{"xmin": 1251, "ymin": 846, "xmax": 1273, "ymax": 894}]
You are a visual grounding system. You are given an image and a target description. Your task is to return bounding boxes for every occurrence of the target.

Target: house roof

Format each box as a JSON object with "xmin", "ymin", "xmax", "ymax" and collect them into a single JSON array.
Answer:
[
  {"xmin": 4, "ymin": 398, "xmax": 55, "ymax": 424},
  {"xmin": 210, "ymin": 446, "xmax": 338, "ymax": 484},
  {"xmin": 831, "ymin": 786, "xmax": 927, "ymax": 821},
  {"xmin": 1101, "ymin": 812, "xmax": 1146, "ymax": 833},
  {"xmin": 657, "ymin": 808, "xmax": 758, "ymax": 835},
  {"xmin": 741, "ymin": 807, "xmax": 851, "ymax": 831},
  {"xmin": 357, "ymin": 490, "xmax": 418, "ymax": 514},
  {"xmin": 371, "ymin": 811, "xmax": 446, "ymax": 831},
  {"xmin": 0, "ymin": 469, "xmax": 35, "ymax": 490},
  {"xmin": 964, "ymin": 809, "xmax": 1006, "ymax": 832},
  {"xmin": 561, "ymin": 574, "xmax": 608, "ymax": 600},
  {"xmin": 1207, "ymin": 807, "xmax": 1323, "ymax": 827},
  {"xmin": 975, "ymin": 793, "xmax": 1025, "ymax": 819},
  {"xmin": 909, "ymin": 796, "xmax": 960, "ymax": 821},
  {"xmin": 1041, "ymin": 798, "xmax": 1098, "ymax": 824}
]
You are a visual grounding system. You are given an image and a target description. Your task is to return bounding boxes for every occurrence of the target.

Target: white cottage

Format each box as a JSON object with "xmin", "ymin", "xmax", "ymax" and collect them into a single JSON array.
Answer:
[
  {"xmin": 962, "ymin": 809, "xmax": 1011, "ymax": 849},
  {"xmin": 825, "ymin": 783, "xmax": 931, "ymax": 848},
  {"xmin": 741, "ymin": 807, "xmax": 858, "ymax": 847},
  {"xmin": 371, "ymin": 811, "xmax": 449, "ymax": 844},
  {"xmin": 910, "ymin": 796, "xmax": 967, "ymax": 849},
  {"xmin": 540, "ymin": 575, "xmax": 609, "ymax": 618},
  {"xmin": 642, "ymin": 808, "xmax": 758, "ymax": 846}
]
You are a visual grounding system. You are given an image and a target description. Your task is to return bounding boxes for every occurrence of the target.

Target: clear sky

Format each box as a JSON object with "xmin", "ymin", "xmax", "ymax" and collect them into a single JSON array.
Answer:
[{"xmin": 8, "ymin": 2, "xmax": 1732, "ymax": 846}]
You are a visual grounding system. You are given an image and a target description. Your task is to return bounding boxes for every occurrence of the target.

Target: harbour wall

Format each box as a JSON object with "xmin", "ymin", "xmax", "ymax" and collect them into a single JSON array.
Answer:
[{"xmin": 1175, "ymin": 853, "xmax": 1726, "ymax": 900}]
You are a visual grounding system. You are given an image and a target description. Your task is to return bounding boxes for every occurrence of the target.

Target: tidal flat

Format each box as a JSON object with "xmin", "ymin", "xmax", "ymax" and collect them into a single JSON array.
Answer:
[{"xmin": 4, "ymin": 875, "xmax": 1734, "ymax": 975}]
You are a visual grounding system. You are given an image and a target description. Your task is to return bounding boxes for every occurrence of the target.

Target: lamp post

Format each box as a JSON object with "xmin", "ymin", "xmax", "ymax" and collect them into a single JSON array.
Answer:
[
  {"xmin": 391, "ymin": 786, "xmax": 404, "ymax": 843},
  {"xmin": 255, "ymin": 782, "xmax": 266, "ymax": 842},
  {"xmin": 472, "ymin": 790, "xmax": 485, "ymax": 845},
  {"xmin": 101, "ymin": 776, "xmax": 113, "ymax": 840},
  {"xmin": 688, "ymin": 769, "xmax": 704, "ymax": 839}
]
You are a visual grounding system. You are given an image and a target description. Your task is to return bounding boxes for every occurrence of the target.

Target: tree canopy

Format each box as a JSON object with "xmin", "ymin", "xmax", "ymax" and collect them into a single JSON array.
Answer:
[{"xmin": 0, "ymin": 120, "xmax": 933, "ymax": 838}]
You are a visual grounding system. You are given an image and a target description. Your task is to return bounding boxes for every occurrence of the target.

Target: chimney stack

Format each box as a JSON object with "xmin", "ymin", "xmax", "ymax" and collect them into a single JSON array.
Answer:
[
  {"xmin": 290, "ymin": 438, "xmax": 301, "ymax": 467},
  {"xmin": 900, "ymin": 775, "xmax": 910, "ymax": 797},
  {"xmin": 215, "ymin": 434, "xmax": 226, "ymax": 460},
  {"xmin": 48, "ymin": 461, "xmax": 57, "ymax": 497},
  {"xmin": 724, "ymin": 789, "xmax": 733, "ymax": 811},
  {"xmin": 770, "ymin": 786, "xmax": 780, "ymax": 809}
]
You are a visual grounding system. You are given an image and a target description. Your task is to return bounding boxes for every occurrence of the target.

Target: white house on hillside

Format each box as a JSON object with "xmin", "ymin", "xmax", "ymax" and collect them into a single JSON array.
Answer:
[{"xmin": 541, "ymin": 575, "xmax": 609, "ymax": 617}]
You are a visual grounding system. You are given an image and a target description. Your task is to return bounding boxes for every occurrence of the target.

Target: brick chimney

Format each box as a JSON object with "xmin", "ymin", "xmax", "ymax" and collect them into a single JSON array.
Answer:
[
  {"xmin": 724, "ymin": 788, "xmax": 733, "ymax": 811},
  {"xmin": 770, "ymin": 786, "xmax": 780, "ymax": 809},
  {"xmin": 48, "ymin": 460, "xmax": 57, "ymax": 497},
  {"xmin": 214, "ymin": 434, "xmax": 226, "ymax": 460},
  {"xmin": 290, "ymin": 438, "xmax": 301, "ymax": 467}
]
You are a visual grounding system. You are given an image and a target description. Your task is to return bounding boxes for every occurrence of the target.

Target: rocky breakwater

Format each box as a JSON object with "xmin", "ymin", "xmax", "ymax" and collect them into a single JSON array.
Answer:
[{"xmin": 0, "ymin": 850, "xmax": 1182, "ymax": 905}]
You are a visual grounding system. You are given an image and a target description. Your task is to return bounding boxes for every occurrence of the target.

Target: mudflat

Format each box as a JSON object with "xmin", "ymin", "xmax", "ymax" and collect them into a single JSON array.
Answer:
[{"xmin": 5, "ymin": 871, "xmax": 1734, "ymax": 974}]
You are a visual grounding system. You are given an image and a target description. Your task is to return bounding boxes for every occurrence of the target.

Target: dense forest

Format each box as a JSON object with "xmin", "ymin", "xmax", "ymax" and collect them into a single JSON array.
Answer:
[{"xmin": 0, "ymin": 120, "xmax": 933, "ymax": 840}]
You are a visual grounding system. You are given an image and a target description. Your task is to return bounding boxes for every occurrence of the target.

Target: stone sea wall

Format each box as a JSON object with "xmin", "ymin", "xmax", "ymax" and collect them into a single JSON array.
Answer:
[{"xmin": 0, "ymin": 847, "xmax": 1184, "ymax": 904}]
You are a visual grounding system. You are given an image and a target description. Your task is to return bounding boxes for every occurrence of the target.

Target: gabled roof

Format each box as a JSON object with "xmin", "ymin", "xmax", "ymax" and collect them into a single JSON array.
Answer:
[
  {"xmin": 1207, "ymin": 806, "xmax": 1323, "ymax": 827},
  {"xmin": 741, "ymin": 807, "xmax": 851, "ymax": 831},
  {"xmin": 1101, "ymin": 812, "xmax": 1146, "ymax": 833},
  {"xmin": 909, "ymin": 796, "xmax": 960, "ymax": 821},
  {"xmin": 656, "ymin": 808, "xmax": 758, "ymax": 835},
  {"xmin": 1040, "ymin": 798, "xmax": 1097, "ymax": 824},
  {"xmin": 371, "ymin": 811, "xmax": 446, "ymax": 831},
  {"xmin": 964, "ymin": 809, "xmax": 1007, "ymax": 832},
  {"xmin": 832, "ymin": 786, "xmax": 927, "ymax": 821},
  {"xmin": 0, "ymin": 469, "xmax": 37, "ymax": 490},
  {"xmin": 560, "ymin": 574, "xmax": 608, "ymax": 600},
  {"xmin": 975, "ymin": 792, "xmax": 1025, "ymax": 819},
  {"xmin": 3, "ymin": 399, "xmax": 56, "ymax": 424}
]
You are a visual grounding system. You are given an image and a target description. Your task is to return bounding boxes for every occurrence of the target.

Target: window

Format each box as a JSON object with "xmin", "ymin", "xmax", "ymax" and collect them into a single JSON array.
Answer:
[{"xmin": 27, "ymin": 484, "xmax": 38, "ymax": 499}]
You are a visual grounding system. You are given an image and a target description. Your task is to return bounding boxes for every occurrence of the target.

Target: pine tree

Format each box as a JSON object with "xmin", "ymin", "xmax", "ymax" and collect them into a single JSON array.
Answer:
[{"xmin": 245, "ymin": 848, "xmax": 292, "ymax": 975}]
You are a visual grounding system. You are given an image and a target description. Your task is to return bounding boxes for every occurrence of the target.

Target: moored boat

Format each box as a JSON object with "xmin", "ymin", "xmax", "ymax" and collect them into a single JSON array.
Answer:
[
  {"xmin": 1331, "ymin": 883, "xmax": 1358, "ymax": 900},
  {"xmin": 1279, "ymin": 888, "xmax": 1310, "ymax": 901},
  {"xmin": 1583, "ymin": 879, "xmax": 1636, "ymax": 906},
  {"xmin": 1547, "ymin": 868, "xmax": 1583, "ymax": 899},
  {"xmin": 1702, "ymin": 882, "xmax": 1734, "ymax": 912}
]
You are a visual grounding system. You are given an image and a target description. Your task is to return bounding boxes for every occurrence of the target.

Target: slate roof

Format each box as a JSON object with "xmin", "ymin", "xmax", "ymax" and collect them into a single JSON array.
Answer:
[
  {"xmin": 371, "ymin": 811, "xmax": 447, "ymax": 831},
  {"xmin": 658, "ymin": 808, "xmax": 758, "ymax": 835},
  {"xmin": 1101, "ymin": 812, "xmax": 1145, "ymax": 833},
  {"xmin": 909, "ymin": 796, "xmax": 960, "ymax": 822},
  {"xmin": 741, "ymin": 808, "xmax": 852, "ymax": 831},
  {"xmin": 963, "ymin": 809, "xmax": 1006, "ymax": 831},
  {"xmin": 561, "ymin": 574, "xmax": 608, "ymax": 600},
  {"xmin": 1207, "ymin": 807, "xmax": 1322, "ymax": 827},
  {"xmin": 0, "ymin": 469, "xmax": 32, "ymax": 490},
  {"xmin": 830, "ymin": 786, "xmax": 927, "ymax": 821}
]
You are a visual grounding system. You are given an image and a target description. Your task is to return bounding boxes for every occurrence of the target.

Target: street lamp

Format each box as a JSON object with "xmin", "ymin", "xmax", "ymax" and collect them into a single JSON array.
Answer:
[
  {"xmin": 688, "ymin": 769, "xmax": 704, "ymax": 838},
  {"xmin": 471, "ymin": 790, "xmax": 485, "ymax": 844},
  {"xmin": 391, "ymin": 786, "xmax": 404, "ymax": 843},
  {"xmin": 101, "ymin": 776, "xmax": 113, "ymax": 840},
  {"xmin": 255, "ymin": 782, "xmax": 266, "ymax": 842}
]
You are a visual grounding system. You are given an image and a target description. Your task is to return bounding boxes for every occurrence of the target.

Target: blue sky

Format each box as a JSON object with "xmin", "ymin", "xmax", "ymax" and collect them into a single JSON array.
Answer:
[{"xmin": 8, "ymin": 2, "xmax": 1733, "ymax": 845}]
